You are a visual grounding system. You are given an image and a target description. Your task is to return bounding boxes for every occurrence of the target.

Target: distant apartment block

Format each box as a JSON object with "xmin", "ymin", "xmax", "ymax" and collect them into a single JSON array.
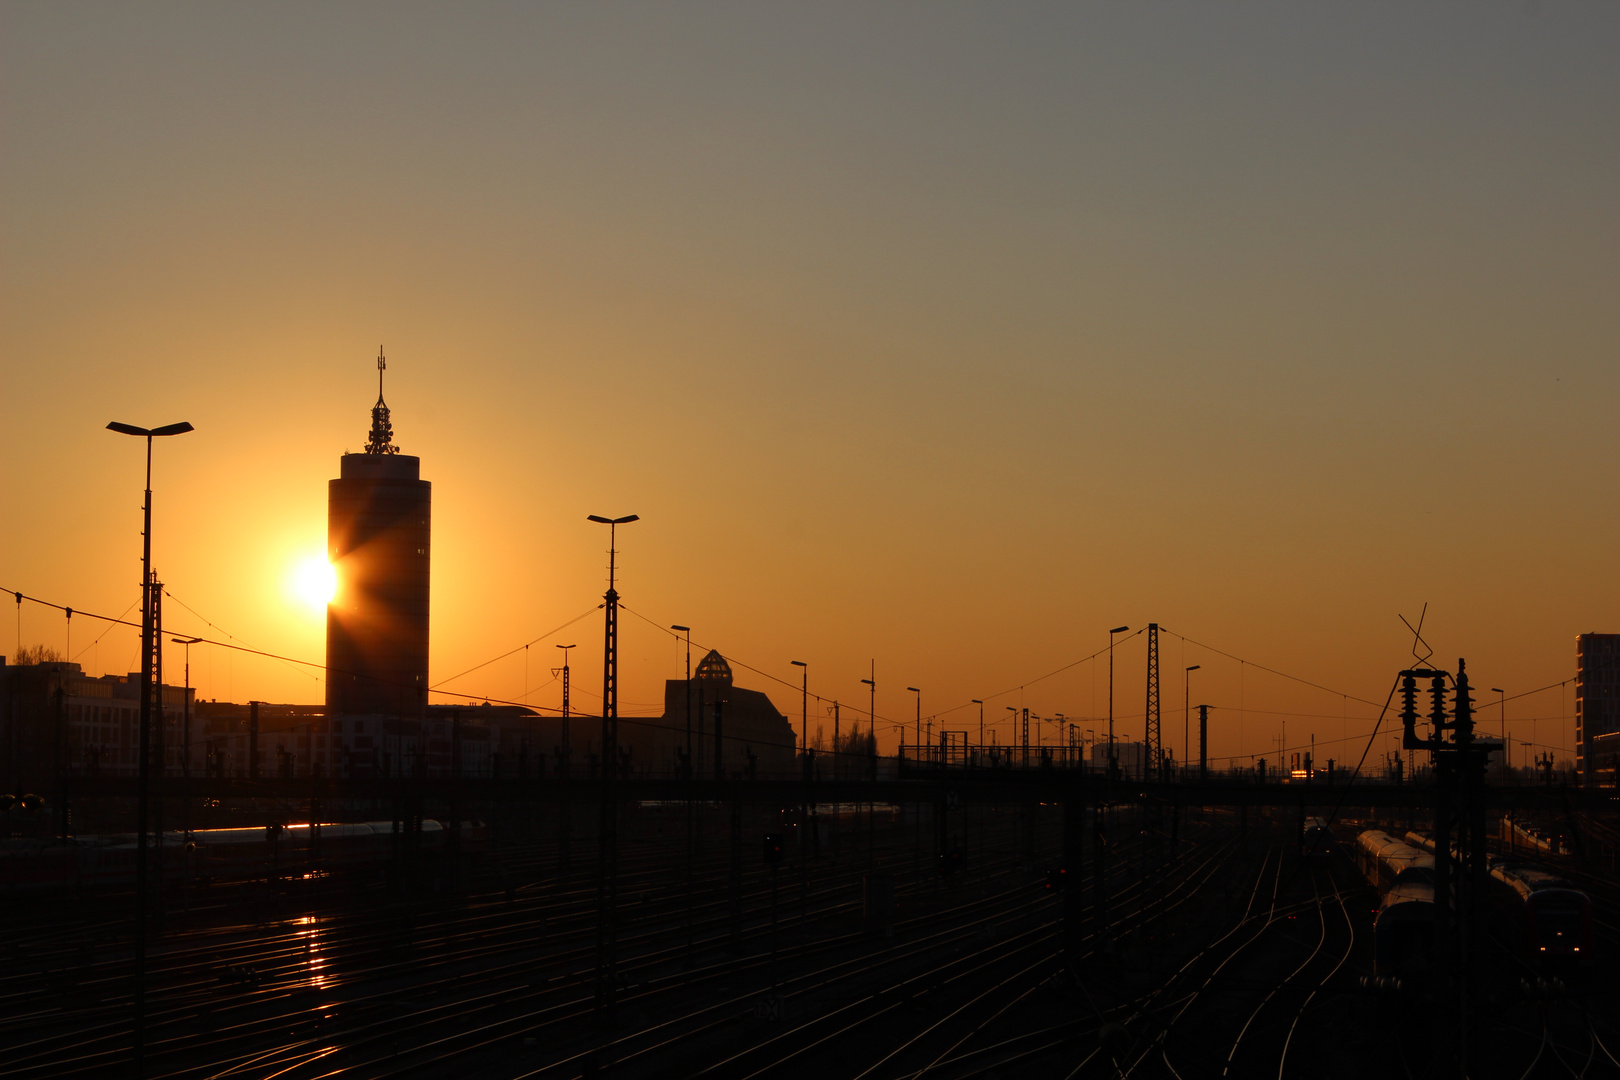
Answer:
[{"xmin": 0, "ymin": 660, "xmax": 191, "ymax": 789}]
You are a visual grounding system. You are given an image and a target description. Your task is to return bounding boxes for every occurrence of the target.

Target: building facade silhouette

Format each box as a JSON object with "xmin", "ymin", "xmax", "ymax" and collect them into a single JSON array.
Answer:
[{"xmin": 325, "ymin": 354, "xmax": 431, "ymax": 723}]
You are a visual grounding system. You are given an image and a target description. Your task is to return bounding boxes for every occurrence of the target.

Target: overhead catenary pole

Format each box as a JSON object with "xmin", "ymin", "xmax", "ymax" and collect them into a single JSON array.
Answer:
[{"xmin": 1145, "ymin": 623, "xmax": 1160, "ymax": 781}]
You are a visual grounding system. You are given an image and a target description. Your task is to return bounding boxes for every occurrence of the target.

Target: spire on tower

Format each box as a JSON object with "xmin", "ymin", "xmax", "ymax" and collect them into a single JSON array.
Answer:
[{"xmin": 364, "ymin": 346, "xmax": 400, "ymax": 455}]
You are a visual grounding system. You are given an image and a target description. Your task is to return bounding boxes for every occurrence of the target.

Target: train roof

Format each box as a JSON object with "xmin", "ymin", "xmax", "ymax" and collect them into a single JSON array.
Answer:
[{"xmin": 1490, "ymin": 862, "xmax": 1580, "ymax": 901}]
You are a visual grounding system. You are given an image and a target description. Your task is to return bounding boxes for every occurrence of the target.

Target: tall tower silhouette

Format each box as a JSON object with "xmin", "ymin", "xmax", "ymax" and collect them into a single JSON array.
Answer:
[{"xmin": 325, "ymin": 349, "xmax": 431, "ymax": 722}]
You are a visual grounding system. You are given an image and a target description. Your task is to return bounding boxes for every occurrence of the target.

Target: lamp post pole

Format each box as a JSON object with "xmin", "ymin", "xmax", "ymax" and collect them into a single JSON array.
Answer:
[
  {"xmin": 672, "ymin": 627, "xmax": 692, "ymax": 775},
  {"xmin": 861, "ymin": 664, "xmax": 875, "ymax": 869},
  {"xmin": 672, "ymin": 625, "xmax": 693, "ymax": 965},
  {"xmin": 908, "ymin": 688, "xmax": 921, "ymax": 763},
  {"xmin": 1184, "ymin": 665, "xmax": 1201, "ymax": 780},
  {"xmin": 790, "ymin": 660, "xmax": 808, "ymax": 759},
  {"xmin": 107, "ymin": 418, "xmax": 192, "ymax": 1076},
  {"xmin": 1108, "ymin": 626, "xmax": 1129, "ymax": 780},
  {"xmin": 1491, "ymin": 688, "xmax": 1506, "ymax": 785},
  {"xmin": 171, "ymin": 637, "xmax": 202, "ymax": 782},
  {"xmin": 861, "ymin": 668, "xmax": 876, "ymax": 762},
  {"xmin": 586, "ymin": 512, "xmax": 637, "ymax": 1022}
]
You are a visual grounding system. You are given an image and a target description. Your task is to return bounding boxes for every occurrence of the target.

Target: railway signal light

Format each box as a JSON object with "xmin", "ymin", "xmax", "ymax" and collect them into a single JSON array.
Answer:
[
  {"xmin": 1044, "ymin": 867, "xmax": 1068, "ymax": 891},
  {"xmin": 762, "ymin": 833, "xmax": 785, "ymax": 865}
]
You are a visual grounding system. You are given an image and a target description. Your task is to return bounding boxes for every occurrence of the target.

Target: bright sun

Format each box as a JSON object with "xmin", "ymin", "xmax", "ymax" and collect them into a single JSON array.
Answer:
[{"xmin": 291, "ymin": 556, "xmax": 337, "ymax": 610}]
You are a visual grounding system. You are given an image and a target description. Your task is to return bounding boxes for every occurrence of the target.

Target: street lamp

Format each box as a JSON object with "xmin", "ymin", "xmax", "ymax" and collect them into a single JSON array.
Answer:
[
  {"xmin": 908, "ymin": 688, "xmax": 921, "ymax": 761},
  {"xmin": 790, "ymin": 660, "xmax": 808, "ymax": 758},
  {"xmin": 672, "ymin": 626, "xmax": 691, "ymax": 776},
  {"xmin": 1184, "ymin": 665, "xmax": 1201, "ymax": 780},
  {"xmin": 108, "ymin": 417, "xmax": 192, "ymax": 1073},
  {"xmin": 1491, "ymin": 688, "xmax": 1506, "ymax": 785},
  {"xmin": 861, "ymin": 669, "xmax": 876, "ymax": 760},
  {"xmin": 171, "ymin": 637, "xmax": 202, "ymax": 780},
  {"xmin": 1108, "ymin": 625, "xmax": 1128, "ymax": 779},
  {"xmin": 586, "ymin": 512, "xmax": 636, "ymax": 1019}
]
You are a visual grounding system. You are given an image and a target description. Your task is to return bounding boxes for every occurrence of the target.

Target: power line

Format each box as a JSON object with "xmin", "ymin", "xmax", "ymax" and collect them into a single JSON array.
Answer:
[{"xmin": 430, "ymin": 606, "xmax": 602, "ymax": 690}]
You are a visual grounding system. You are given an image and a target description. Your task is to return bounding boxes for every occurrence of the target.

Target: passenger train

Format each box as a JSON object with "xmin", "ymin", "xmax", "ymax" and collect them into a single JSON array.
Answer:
[
  {"xmin": 1354, "ymin": 829, "xmax": 1437, "ymax": 977},
  {"xmin": 0, "ymin": 820, "xmax": 483, "ymax": 896},
  {"xmin": 1393, "ymin": 830, "xmax": 1593, "ymax": 972},
  {"xmin": 1300, "ymin": 816, "xmax": 1334, "ymax": 855}
]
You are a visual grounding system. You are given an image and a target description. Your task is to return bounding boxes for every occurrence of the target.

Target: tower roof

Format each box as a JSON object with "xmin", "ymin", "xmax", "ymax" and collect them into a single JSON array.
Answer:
[
  {"xmin": 694, "ymin": 649, "xmax": 733, "ymax": 687},
  {"xmin": 364, "ymin": 346, "xmax": 400, "ymax": 455}
]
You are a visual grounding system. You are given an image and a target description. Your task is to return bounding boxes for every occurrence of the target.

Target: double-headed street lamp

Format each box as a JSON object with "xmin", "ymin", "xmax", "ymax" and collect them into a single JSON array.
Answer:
[{"xmin": 108, "ymin": 418, "xmax": 193, "ymax": 1074}]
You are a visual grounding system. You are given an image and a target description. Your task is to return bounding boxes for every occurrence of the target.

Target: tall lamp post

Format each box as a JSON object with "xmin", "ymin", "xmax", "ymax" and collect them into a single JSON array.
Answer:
[
  {"xmin": 171, "ymin": 637, "xmax": 202, "ymax": 781},
  {"xmin": 790, "ymin": 660, "xmax": 808, "ymax": 759},
  {"xmin": 108, "ymin": 418, "xmax": 192, "ymax": 1075},
  {"xmin": 908, "ymin": 687, "xmax": 921, "ymax": 762},
  {"xmin": 586, "ymin": 512, "xmax": 636, "ymax": 1020},
  {"xmin": 1184, "ymin": 665, "xmax": 1201, "ymax": 780},
  {"xmin": 672, "ymin": 626, "xmax": 692, "ymax": 775},
  {"xmin": 1491, "ymin": 688, "xmax": 1506, "ymax": 785},
  {"xmin": 861, "ymin": 668, "xmax": 876, "ymax": 761},
  {"xmin": 1108, "ymin": 625, "xmax": 1129, "ymax": 779}
]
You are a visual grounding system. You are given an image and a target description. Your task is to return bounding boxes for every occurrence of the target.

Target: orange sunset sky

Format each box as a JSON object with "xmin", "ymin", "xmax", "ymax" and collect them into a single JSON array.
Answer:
[{"xmin": 2, "ymin": 4, "xmax": 1615, "ymax": 768}]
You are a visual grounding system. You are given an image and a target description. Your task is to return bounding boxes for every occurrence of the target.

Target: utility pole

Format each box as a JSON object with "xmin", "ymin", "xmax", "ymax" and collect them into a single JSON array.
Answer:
[
  {"xmin": 1400, "ymin": 661, "xmax": 1491, "ymax": 1079},
  {"xmin": 971, "ymin": 699, "xmax": 983, "ymax": 765}
]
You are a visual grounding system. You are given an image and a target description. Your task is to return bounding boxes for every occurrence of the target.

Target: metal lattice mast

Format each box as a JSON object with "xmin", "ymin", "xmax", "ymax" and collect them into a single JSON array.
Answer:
[{"xmin": 1145, "ymin": 623, "xmax": 1161, "ymax": 779}]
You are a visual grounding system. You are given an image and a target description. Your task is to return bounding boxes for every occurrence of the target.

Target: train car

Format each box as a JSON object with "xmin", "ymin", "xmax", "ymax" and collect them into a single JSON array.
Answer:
[
  {"xmin": 1355, "ymin": 829, "xmax": 1438, "ymax": 977},
  {"xmin": 1488, "ymin": 861, "xmax": 1593, "ymax": 969},
  {"xmin": 0, "ymin": 820, "xmax": 484, "ymax": 895},
  {"xmin": 1355, "ymin": 830, "xmax": 1434, "ymax": 892},
  {"xmin": 1301, "ymin": 817, "xmax": 1334, "ymax": 855}
]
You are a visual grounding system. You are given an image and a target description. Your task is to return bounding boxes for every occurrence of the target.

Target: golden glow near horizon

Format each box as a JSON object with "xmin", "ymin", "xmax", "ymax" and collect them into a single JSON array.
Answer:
[
  {"xmin": 1, "ymin": 6, "xmax": 1614, "ymax": 764},
  {"xmin": 290, "ymin": 556, "xmax": 338, "ymax": 613}
]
